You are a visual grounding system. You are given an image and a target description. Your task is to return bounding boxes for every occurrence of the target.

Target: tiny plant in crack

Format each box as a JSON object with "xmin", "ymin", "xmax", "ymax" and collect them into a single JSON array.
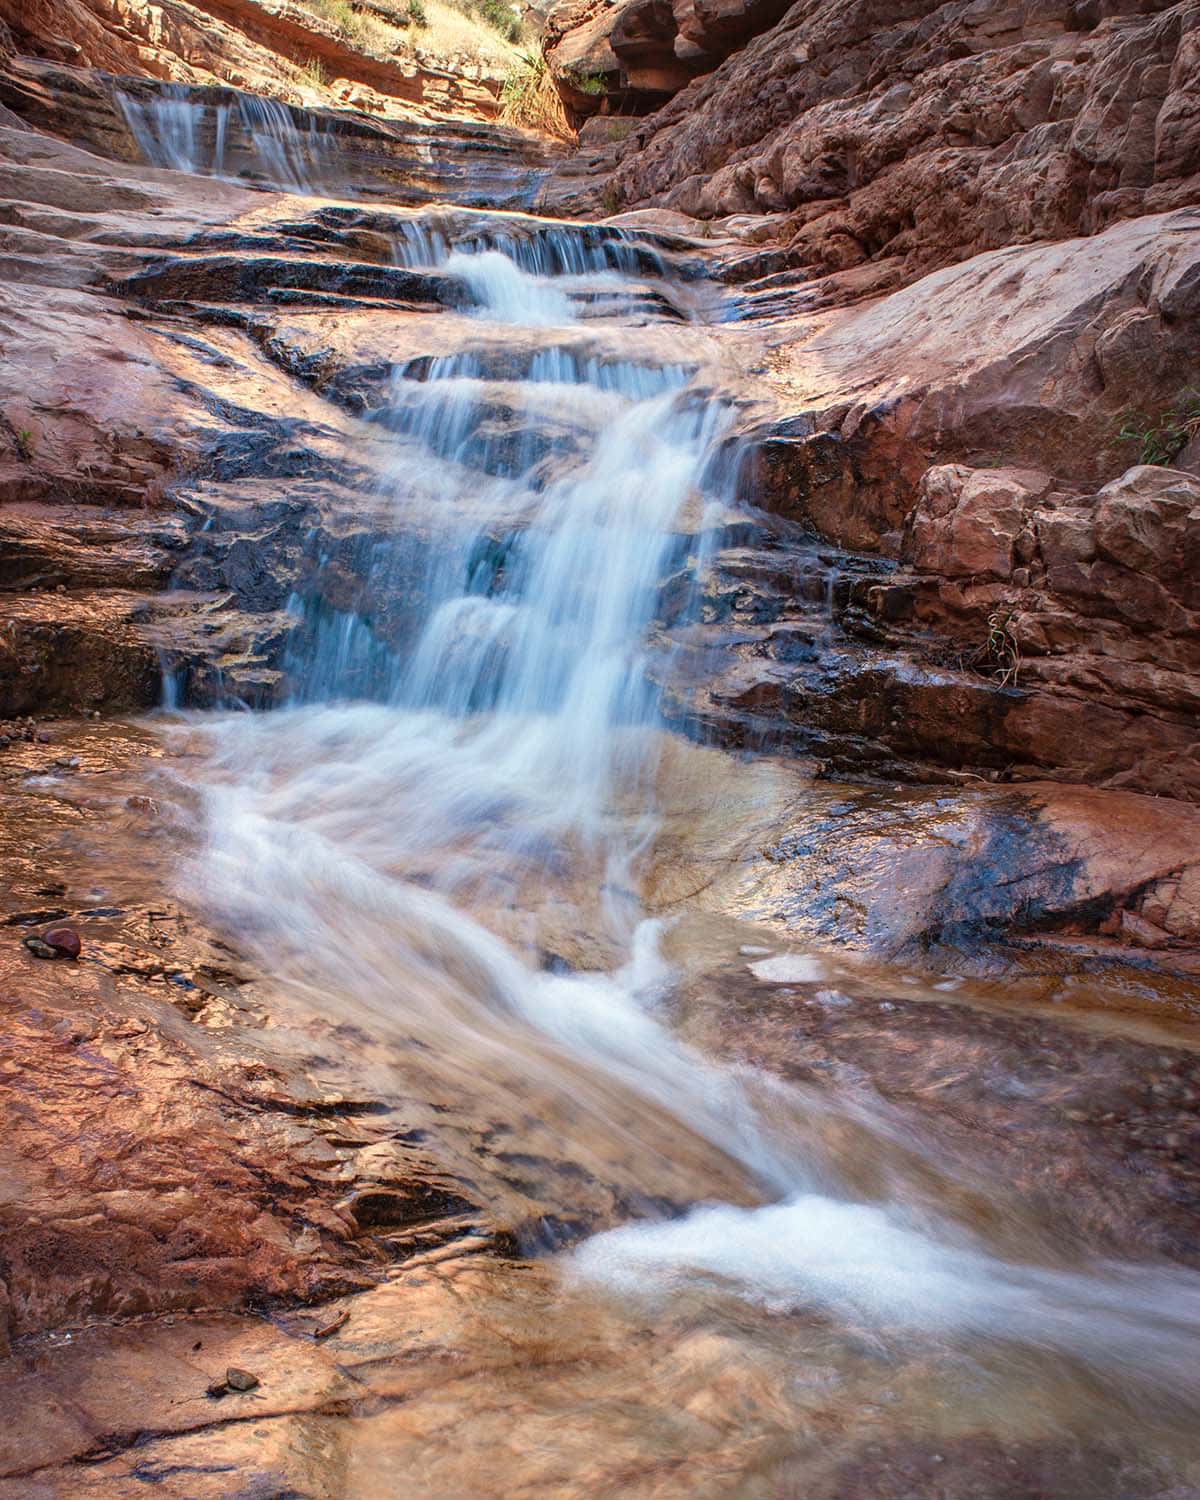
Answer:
[
  {"xmin": 1117, "ymin": 390, "xmax": 1200, "ymax": 467},
  {"xmin": 573, "ymin": 70, "xmax": 609, "ymax": 96},
  {"xmin": 982, "ymin": 609, "xmax": 1022, "ymax": 688}
]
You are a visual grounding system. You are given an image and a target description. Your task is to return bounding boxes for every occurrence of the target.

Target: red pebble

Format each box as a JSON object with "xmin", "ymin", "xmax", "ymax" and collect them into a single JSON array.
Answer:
[{"xmin": 42, "ymin": 925, "xmax": 81, "ymax": 959}]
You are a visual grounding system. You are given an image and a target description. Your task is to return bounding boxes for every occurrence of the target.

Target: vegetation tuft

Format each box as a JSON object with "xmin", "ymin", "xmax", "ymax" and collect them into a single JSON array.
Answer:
[
  {"xmin": 298, "ymin": 54, "xmax": 328, "ymax": 89},
  {"xmin": 981, "ymin": 609, "xmax": 1021, "ymax": 688},
  {"xmin": 572, "ymin": 69, "xmax": 608, "ymax": 96},
  {"xmin": 500, "ymin": 47, "xmax": 573, "ymax": 137},
  {"xmin": 1117, "ymin": 391, "xmax": 1200, "ymax": 467}
]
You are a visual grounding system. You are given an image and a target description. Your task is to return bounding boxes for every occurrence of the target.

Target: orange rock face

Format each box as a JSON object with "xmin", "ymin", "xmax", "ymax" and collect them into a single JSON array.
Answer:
[
  {"xmin": 0, "ymin": 0, "xmax": 509, "ymax": 121},
  {"xmin": 545, "ymin": 0, "xmax": 1200, "ymax": 276}
]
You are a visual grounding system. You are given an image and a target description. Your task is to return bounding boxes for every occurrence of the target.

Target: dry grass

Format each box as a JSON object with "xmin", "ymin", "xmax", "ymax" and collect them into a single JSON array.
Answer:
[
  {"xmin": 293, "ymin": 0, "xmax": 522, "ymax": 72},
  {"xmin": 301, "ymin": 0, "xmax": 405, "ymax": 53},
  {"xmin": 416, "ymin": 0, "xmax": 521, "ymax": 68},
  {"xmin": 499, "ymin": 47, "xmax": 573, "ymax": 138}
]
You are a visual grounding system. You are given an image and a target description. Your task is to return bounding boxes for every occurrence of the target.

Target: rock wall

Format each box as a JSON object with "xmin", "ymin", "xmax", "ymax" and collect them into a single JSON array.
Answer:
[{"xmin": 546, "ymin": 0, "xmax": 1200, "ymax": 283}]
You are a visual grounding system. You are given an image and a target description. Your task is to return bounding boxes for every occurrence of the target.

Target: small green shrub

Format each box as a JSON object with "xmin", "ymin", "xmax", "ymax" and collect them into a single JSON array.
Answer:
[
  {"xmin": 600, "ymin": 182, "xmax": 620, "ymax": 215},
  {"xmin": 407, "ymin": 0, "xmax": 427, "ymax": 24},
  {"xmin": 299, "ymin": 55, "xmax": 327, "ymax": 88},
  {"xmin": 476, "ymin": 0, "xmax": 520, "ymax": 42},
  {"xmin": 1117, "ymin": 391, "xmax": 1200, "ymax": 467},
  {"xmin": 500, "ymin": 47, "xmax": 572, "ymax": 136},
  {"xmin": 573, "ymin": 69, "xmax": 608, "ymax": 95},
  {"xmin": 606, "ymin": 119, "xmax": 632, "ymax": 143}
]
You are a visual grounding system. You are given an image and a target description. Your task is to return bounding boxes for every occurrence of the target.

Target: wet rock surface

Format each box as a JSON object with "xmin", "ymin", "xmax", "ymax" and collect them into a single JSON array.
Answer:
[{"xmin": 2, "ymin": 68, "xmax": 1198, "ymax": 797}]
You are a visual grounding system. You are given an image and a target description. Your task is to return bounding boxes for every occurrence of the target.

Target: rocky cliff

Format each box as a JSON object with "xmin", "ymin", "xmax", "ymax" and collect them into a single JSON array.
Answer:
[{"xmin": 545, "ymin": 0, "xmax": 1200, "ymax": 279}]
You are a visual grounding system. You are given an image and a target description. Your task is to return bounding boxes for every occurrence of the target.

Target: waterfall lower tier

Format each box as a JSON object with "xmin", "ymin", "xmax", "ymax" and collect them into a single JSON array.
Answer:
[{"xmin": 159, "ymin": 208, "xmax": 1200, "ymax": 1454}]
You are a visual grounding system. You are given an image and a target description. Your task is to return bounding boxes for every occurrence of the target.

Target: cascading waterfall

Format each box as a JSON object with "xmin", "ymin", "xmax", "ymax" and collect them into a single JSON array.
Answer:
[
  {"xmin": 179, "ymin": 215, "xmax": 1200, "ymax": 1407},
  {"xmin": 118, "ymin": 86, "xmax": 332, "ymax": 192}
]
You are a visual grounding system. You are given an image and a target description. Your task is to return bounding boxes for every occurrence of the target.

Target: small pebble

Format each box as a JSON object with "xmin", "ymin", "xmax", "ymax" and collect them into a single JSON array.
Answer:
[
  {"xmin": 54, "ymin": 755, "xmax": 80, "ymax": 770},
  {"xmin": 23, "ymin": 937, "xmax": 58, "ymax": 960},
  {"xmin": 35, "ymin": 729, "xmax": 50, "ymax": 744},
  {"xmin": 43, "ymin": 925, "xmax": 82, "ymax": 959},
  {"xmin": 225, "ymin": 1367, "xmax": 259, "ymax": 1392}
]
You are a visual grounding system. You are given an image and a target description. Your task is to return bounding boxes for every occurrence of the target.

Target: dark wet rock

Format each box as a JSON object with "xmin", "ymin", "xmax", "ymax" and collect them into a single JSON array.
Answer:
[
  {"xmin": 661, "ymin": 768, "xmax": 1200, "ymax": 961},
  {"xmin": 114, "ymin": 255, "xmax": 467, "ymax": 311}
]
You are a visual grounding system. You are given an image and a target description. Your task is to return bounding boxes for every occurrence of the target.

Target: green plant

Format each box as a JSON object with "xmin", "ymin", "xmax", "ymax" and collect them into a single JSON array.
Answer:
[
  {"xmin": 601, "ymin": 182, "xmax": 620, "ymax": 215},
  {"xmin": 15, "ymin": 427, "xmax": 33, "ymax": 459},
  {"xmin": 407, "ymin": 0, "xmax": 427, "ymax": 24},
  {"xmin": 573, "ymin": 69, "xmax": 608, "ymax": 95},
  {"xmin": 298, "ymin": 54, "xmax": 327, "ymax": 88},
  {"xmin": 1117, "ymin": 390, "xmax": 1200, "ymax": 467},
  {"xmin": 302, "ymin": 0, "xmax": 395, "ymax": 50},
  {"xmin": 606, "ymin": 119, "xmax": 632, "ymax": 143},
  {"xmin": 476, "ymin": 0, "xmax": 520, "ymax": 41}
]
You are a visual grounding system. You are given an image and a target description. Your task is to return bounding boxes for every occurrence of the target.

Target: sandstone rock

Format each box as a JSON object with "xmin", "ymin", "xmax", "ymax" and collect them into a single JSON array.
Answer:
[
  {"xmin": 1117, "ymin": 909, "xmax": 1171, "ymax": 949},
  {"xmin": 544, "ymin": 0, "xmax": 793, "ymax": 118},
  {"xmin": 740, "ymin": 209, "xmax": 1200, "ymax": 551},
  {"xmin": 587, "ymin": 0, "xmax": 1200, "ymax": 284},
  {"xmin": 906, "ymin": 467, "xmax": 1052, "ymax": 581}
]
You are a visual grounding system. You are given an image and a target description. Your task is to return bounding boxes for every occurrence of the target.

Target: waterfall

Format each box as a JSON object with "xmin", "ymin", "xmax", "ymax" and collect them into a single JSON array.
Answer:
[
  {"xmin": 117, "ymin": 86, "xmax": 332, "ymax": 193},
  {"xmin": 176, "ymin": 213, "xmax": 1200, "ymax": 1401}
]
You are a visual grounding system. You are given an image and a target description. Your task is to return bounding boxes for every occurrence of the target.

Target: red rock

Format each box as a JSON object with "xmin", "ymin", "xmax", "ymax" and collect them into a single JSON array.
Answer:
[
  {"xmin": 1118, "ymin": 909, "xmax": 1172, "ymax": 949},
  {"xmin": 582, "ymin": 0, "xmax": 1200, "ymax": 287},
  {"xmin": 0, "ymin": 0, "xmax": 513, "ymax": 122},
  {"xmin": 41, "ymin": 924, "xmax": 81, "ymax": 958}
]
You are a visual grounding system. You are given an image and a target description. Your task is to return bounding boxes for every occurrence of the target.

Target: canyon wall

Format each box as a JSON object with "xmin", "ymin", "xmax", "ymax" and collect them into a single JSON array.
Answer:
[{"xmin": 547, "ymin": 0, "xmax": 1200, "ymax": 282}]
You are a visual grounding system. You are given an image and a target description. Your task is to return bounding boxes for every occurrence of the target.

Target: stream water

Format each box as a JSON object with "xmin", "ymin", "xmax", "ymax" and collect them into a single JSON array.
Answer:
[{"xmin": 115, "ymin": 111, "xmax": 1200, "ymax": 1491}]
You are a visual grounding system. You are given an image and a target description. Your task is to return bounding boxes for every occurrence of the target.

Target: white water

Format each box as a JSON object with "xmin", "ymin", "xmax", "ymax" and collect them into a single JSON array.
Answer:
[
  {"xmin": 118, "ymin": 86, "xmax": 331, "ymax": 192},
  {"xmin": 176, "ymin": 213, "xmax": 1200, "ymax": 1405}
]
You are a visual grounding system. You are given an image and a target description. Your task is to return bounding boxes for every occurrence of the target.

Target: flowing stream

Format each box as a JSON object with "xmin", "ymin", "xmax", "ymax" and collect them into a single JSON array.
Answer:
[{"xmin": 137, "ymin": 123, "xmax": 1200, "ymax": 1485}]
